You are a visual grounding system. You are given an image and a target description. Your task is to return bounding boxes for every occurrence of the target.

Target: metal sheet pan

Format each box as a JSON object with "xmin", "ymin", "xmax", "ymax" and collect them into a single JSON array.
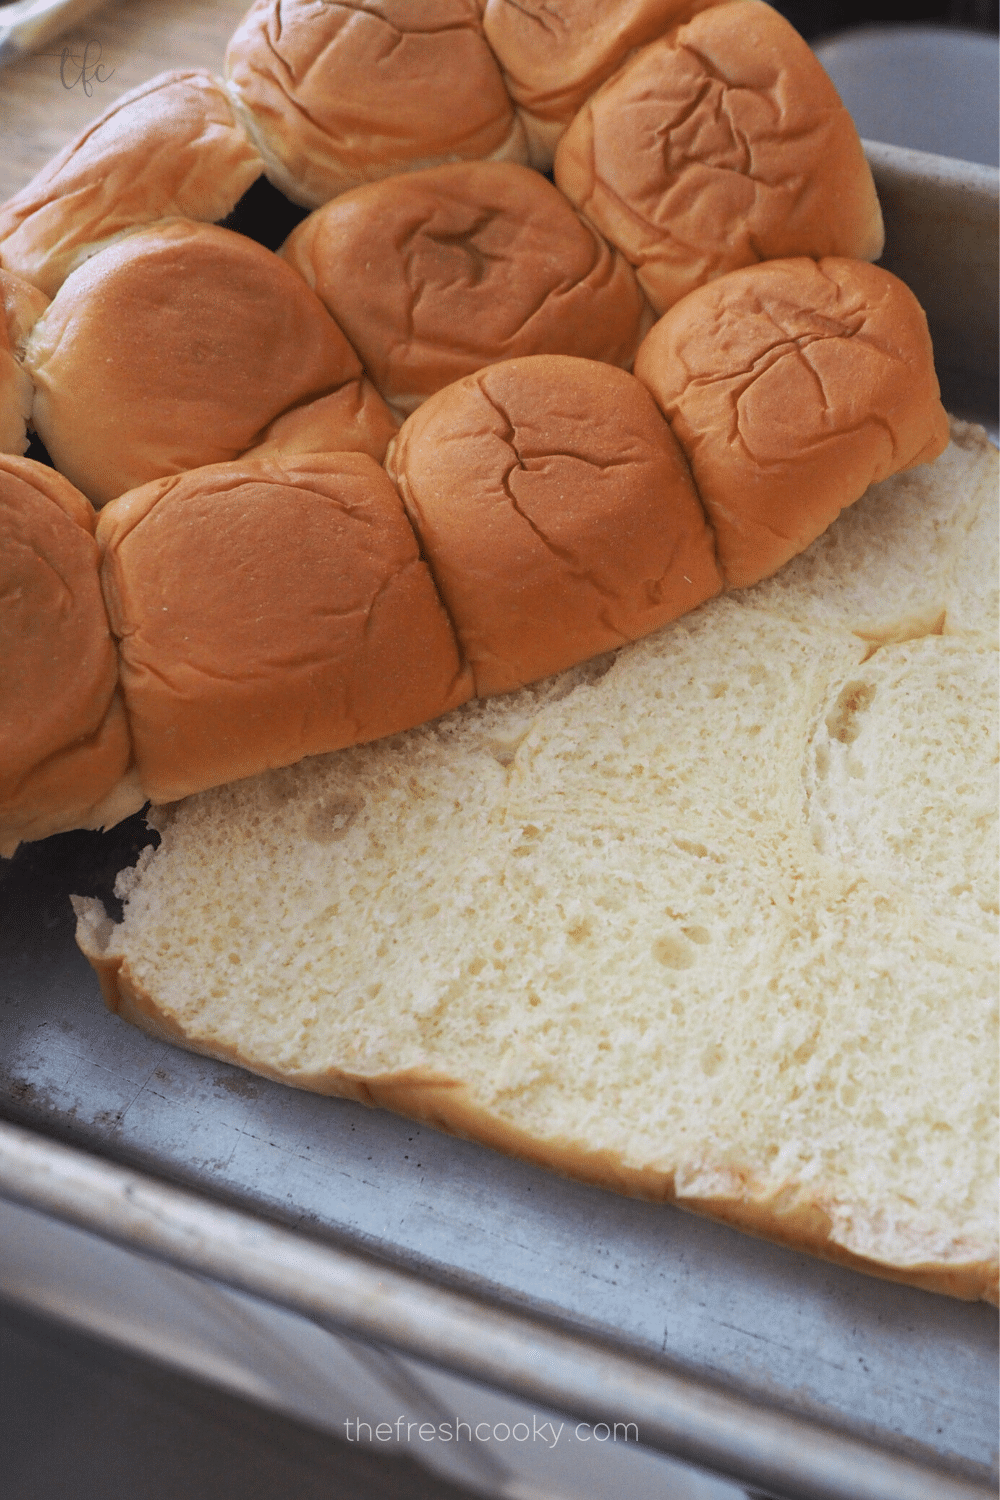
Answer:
[{"xmin": 1, "ymin": 143, "xmax": 998, "ymax": 1499}]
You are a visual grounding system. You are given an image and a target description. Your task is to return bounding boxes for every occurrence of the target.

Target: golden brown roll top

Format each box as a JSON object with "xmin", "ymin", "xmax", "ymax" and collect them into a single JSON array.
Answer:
[
  {"xmin": 482, "ymin": 0, "xmax": 725, "ymax": 169},
  {"xmin": 21, "ymin": 220, "xmax": 381, "ymax": 507},
  {"xmin": 97, "ymin": 453, "xmax": 474, "ymax": 805},
  {"xmin": 0, "ymin": 71, "xmax": 263, "ymax": 300},
  {"xmin": 0, "ymin": 456, "xmax": 137, "ymax": 856},
  {"xmin": 223, "ymin": 0, "xmax": 528, "ymax": 209},
  {"xmin": 248, "ymin": 383, "xmax": 399, "ymax": 465},
  {"xmin": 281, "ymin": 162, "xmax": 655, "ymax": 418},
  {"xmin": 633, "ymin": 258, "xmax": 951, "ymax": 589},
  {"xmin": 387, "ymin": 355, "xmax": 723, "ymax": 695},
  {"xmin": 554, "ymin": 1, "xmax": 884, "ymax": 314}
]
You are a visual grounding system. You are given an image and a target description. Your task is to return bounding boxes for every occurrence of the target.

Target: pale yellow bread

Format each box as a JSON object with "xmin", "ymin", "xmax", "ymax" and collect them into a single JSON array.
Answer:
[{"xmin": 75, "ymin": 421, "xmax": 999, "ymax": 1303}]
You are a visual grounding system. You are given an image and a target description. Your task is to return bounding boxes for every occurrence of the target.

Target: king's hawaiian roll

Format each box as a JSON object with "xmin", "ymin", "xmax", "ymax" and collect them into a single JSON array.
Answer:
[
  {"xmin": 386, "ymin": 355, "xmax": 722, "ymax": 696},
  {"xmin": 22, "ymin": 220, "xmax": 370, "ymax": 508},
  {"xmin": 554, "ymin": 1, "xmax": 884, "ymax": 314},
  {"xmin": 1, "ymin": 270, "xmax": 49, "ymax": 456},
  {"xmin": 0, "ymin": 71, "xmax": 263, "ymax": 300},
  {"xmin": 482, "ymin": 0, "xmax": 726, "ymax": 168},
  {"xmin": 247, "ymin": 381, "xmax": 399, "ymax": 464},
  {"xmin": 223, "ymin": 0, "xmax": 528, "ymax": 209},
  {"xmin": 96, "ymin": 452, "xmax": 474, "ymax": 805},
  {"xmin": 0, "ymin": 456, "xmax": 138, "ymax": 857},
  {"xmin": 633, "ymin": 258, "xmax": 951, "ymax": 589},
  {"xmin": 281, "ymin": 162, "xmax": 655, "ymax": 418}
]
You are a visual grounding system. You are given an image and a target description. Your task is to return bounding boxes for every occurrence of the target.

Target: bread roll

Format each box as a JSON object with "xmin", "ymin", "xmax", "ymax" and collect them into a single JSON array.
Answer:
[
  {"xmin": 22, "ymin": 220, "xmax": 369, "ymax": 507},
  {"xmin": 96, "ymin": 451, "xmax": 473, "ymax": 805},
  {"xmin": 223, "ymin": 0, "xmax": 528, "ymax": 209},
  {"xmin": 74, "ymin": 422, "xmax": 999, "ymax": 1304},
  {"xmin": 554, "ymin": 1, "xmax": 884, "ymax": 314},
  {"xmin": 0, "ymin": 455, "xmax": 138, "ymax": 857},
  {"xmin": 387, "ymin": 354, "xmax": 722, "ymax": 695},
  {"xmin": 0, "ymin": 71, "xmax": 263, "ymax": 300},
  {"xmin": 1, "ymin": 270, "xmax": 49, "ymax": 456},
  {"xmin": 248, "ymin": 381, "xmax": 399, "ymax": 464},
  {"xmin": 282, "ymin": 162, "xmax": 655, "ymax": 418},
  {"xmin": 482, "ymin": 0, "xmax": 725, "ymax": 168},
  {"xmin": 633, "ymin": 258, "xmax": 951, "ymax": 589}
]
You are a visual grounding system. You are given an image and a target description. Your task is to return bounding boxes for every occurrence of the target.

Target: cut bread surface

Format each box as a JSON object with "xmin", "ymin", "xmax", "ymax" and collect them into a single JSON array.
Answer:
[{"xmin": 75, "ymin": 421, "xmax": 999, "ymax": 1303}]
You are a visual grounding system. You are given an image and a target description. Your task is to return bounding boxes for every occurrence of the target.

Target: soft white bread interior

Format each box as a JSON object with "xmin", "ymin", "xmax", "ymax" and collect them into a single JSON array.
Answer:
[
  {"xmin": 223, "ymin": 0, "xmax": 528, "ymax": 208},
  {"xmin": 0, "ymin": 71, "xmax": 263, "ymax": 299},
  {"xmin": 554, "ymin": 1, "xmax": 884, "ymax": 313},
  {"xmin": 75, "ymin": 420, "xmax": 999, "ymax": 1303}
]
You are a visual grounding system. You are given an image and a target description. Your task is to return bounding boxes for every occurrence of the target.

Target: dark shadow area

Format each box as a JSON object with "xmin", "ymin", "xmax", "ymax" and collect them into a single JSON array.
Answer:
[
  {"xmin": 217, "ymin": 173, "xmax": 311, "ymax": 252},
  {"xmin": 773, "ymin": 0, "xmax": 997, "ymax": 39}
]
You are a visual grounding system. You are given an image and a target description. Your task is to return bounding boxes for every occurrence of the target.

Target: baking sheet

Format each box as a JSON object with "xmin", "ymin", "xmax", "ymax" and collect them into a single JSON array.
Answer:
[
  {"xmin": 1, "ymin": 793, "xmax": 998, "ymax": 1493},
  {"xmin": 1, "ymin": 144, "xmax": 998, "ymax": 1495}
]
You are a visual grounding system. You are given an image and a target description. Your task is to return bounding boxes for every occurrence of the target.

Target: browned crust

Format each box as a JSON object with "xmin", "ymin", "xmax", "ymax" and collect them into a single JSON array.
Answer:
[
  {"xmin": 0, "ymin": 456, "xmax": 132, "ymax": 855},
  {"xmin": 83, "ymin": 940, "xmax": 997, "ymax": 1307},
  {"xmin": 96, "ymin": 451, "xmax": 473, "ymax": 804},
  {"xmin": 23, "ymin": 220, "xmax": 366, "ymax": 507},
  {"xmin": 633, "ymin": 257, "xmax": 951, "ymax": 589},
  {"xmin": 223, "ymin": 0, "xmax": 527, "ymax": 207},
  {"xmin": 281, "ymin": 162, "xmax": 655, "ymax": 417},
  {"xmin": 0, "ymin": 71, "xmax": 262, "ymax": 299},
  {"xmin": 388, "ymin": 354, "xmax": 722, "ymax": 694},
  {"xmin": 553, "ymin": 1, "xmax": 884, "ymax": 314},
  {"xmin": 483, "ymin": 0, "xmax": 726, "ymax": 167}
]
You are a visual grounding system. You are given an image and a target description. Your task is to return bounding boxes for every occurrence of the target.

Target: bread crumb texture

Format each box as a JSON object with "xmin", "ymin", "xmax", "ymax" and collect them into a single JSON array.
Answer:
[{"xmin": 83, "ymin": 422, "xmax": 999, "ymax": 1296}]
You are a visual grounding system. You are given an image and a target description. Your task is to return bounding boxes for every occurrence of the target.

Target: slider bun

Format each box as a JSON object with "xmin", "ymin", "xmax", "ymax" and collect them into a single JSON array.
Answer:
[
  {"xmin": 282, "ymin": 162, "xmax": 655, "ymax": 418},
  {"xmin": 482, "ymin": 0, "xmax": 725, "ymax": 169},
  {"xmin": 0, "ymin": 71, "xmax": 263, "ymax": 299},
  {"xmin": 0, "ymin": 455, "xmax": 134, "ymax": 856},
  {"xmin": 387, "ymin": 354, "xmax": 722, "ymax": 696},
  {"xmin": 224, "ymin": 0, "xmax": 528, "ymax": 209},
  {"xmin": 633, "ymin": 258, "xmax": 951, "ymax": 589},
  {"xmin": 248, "ymin": 381, "xmax": 399, "ymax": 464},
  {"xmin": 23, "ymin": 220, "xmax": 367, "ymax": 507},
  {"xmin": 1, "ymin": 270, "xmax": 49, "ymax": 455},
  {"xmin": 554, "ymin": 1, "xmax": 885, "ymax": 314},
  {"xmin": 97, "ymin": 452, "xmax": 474, "ymax": 805}
]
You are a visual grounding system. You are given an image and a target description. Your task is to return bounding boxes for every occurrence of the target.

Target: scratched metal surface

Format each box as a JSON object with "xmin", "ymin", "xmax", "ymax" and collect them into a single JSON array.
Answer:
[{"xmin": 0, "ymin": 817, "xmax": 997, "ymax": 1491}]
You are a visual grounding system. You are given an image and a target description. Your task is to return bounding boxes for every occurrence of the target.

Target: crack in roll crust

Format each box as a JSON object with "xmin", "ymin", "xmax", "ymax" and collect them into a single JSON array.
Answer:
[
  {"xmin": 281, "ymin": 161, "xmax": 655, "ymax": 417},
  {"xmin": 0, "ymin": 71, "xmax": 264, "ymax": 299},
  {"xmin": 388, "ymin": 354, "xmax": 723, "ymax": 695},
  {"xmin": 21, "ymin": 220, "xmax": 373, "ymax": 507},
  {"xmin": 96, "ymin": 450, "xmax": 473, "ymax": 805},
  {"xmin": 224, "ymin": 0, "xmax": 529, "ymax": 207},
  {"xmin": 554, "ymin": 1, "xmax": 884, "ymax": 313},
  {"xmin": 482, "ymin": 0, "xmax": 727, "ymax": 167},
  {"xmin": 633, "ymin": 258, "xmax": 951, "ymax": 588}
]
